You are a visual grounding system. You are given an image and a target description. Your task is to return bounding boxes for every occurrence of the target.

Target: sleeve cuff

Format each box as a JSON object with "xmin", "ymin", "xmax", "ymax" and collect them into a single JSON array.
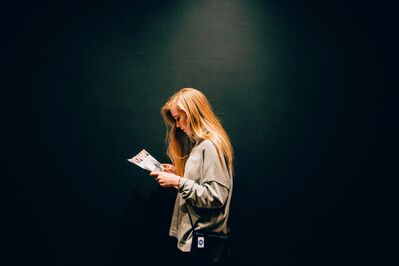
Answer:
[{"xmin": 178, "ymin": 177, "xmax": 189, "ymax": 192}]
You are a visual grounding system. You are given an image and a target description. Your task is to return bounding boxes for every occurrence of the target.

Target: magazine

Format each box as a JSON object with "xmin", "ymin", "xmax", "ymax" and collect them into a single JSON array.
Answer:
[{"xmin": 127, "ymin": 149, "xmax": 164, "ymax": 172}]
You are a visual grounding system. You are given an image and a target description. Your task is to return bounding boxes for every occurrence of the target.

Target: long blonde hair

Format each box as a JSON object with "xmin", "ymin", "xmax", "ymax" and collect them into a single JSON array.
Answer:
[{"xmin": 161, "ymin": 88, "xmax": 234, "ymax": 177}]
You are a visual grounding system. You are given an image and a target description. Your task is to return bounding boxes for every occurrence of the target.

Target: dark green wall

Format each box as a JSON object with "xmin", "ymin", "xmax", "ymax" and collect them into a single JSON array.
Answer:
[{"xmin": 4, "ymin": 1, "xmax": 392, "ymax": 266}]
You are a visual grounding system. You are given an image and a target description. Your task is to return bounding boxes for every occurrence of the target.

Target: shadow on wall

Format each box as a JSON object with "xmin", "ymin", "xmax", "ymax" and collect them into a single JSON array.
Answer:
[
  {"xmin": 106, "ymin": 186, "xmax": 247, "ymax": 266},
  {"xmin": 107, "ymin": 187, "xmax": 178, "ymax": 266}
]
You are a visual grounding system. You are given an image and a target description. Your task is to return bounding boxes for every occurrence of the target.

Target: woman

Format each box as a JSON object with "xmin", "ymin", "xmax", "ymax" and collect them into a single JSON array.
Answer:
[{"xmin": 150, "ymin": 88, "xmax": 234, "ymax": 265}]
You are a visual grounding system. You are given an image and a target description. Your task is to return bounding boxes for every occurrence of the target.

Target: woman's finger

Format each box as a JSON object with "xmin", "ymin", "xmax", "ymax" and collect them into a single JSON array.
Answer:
[{"xmin": 150, "ymin": 171, "xmax": 160, "ymax": 176}]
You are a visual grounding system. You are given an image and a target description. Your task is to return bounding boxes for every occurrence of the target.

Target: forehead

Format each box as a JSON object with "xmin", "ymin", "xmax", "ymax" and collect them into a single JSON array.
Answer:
[{"xmin": 170, "ymin": 103, "xmax": 182, "ymax": 117}]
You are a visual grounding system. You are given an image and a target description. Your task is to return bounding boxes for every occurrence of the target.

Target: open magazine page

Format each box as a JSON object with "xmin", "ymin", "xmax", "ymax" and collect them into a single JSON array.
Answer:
[{"xmin": 127, "ymin": 149, "xmax": 164, "ymax": 172}]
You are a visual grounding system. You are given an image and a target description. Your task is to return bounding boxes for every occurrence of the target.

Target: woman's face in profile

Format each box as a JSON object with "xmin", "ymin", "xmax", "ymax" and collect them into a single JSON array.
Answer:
[{"xmin": 171, "ymin": 103, "xmax": 191, "ymax": 136}]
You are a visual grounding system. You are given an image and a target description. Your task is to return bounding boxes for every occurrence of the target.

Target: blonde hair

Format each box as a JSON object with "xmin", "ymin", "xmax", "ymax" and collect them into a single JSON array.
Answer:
[{"xmin": 161, "ymin": 88, "xmax": 234, "ymax": 177}]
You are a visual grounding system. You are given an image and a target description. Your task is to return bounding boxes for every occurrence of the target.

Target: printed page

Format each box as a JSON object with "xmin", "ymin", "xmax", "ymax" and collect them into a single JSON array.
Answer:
[{"xmin": 127, "ymin": 149, "xmax": 164, "ymax": 172}]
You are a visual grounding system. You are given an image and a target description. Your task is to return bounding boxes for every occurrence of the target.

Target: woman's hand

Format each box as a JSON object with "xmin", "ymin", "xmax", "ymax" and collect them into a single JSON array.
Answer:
[
  {"xmin": 161, "ymin": 163, "xmax": 176, "ymax": 174},
  {"xmin": 150, "ymin": 171, "xmax": 181, "ymax": 189}
]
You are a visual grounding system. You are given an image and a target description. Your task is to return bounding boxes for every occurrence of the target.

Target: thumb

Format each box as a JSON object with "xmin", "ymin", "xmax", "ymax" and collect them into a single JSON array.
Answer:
[{"xmin": 150, "ymin": 171, "xmax": 160, "ymax": 176}]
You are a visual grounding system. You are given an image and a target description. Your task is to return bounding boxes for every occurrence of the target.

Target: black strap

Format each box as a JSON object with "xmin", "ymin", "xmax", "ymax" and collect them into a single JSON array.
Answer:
[{"xmin": 186, "ymin": 205, "xmax": 195, "ymax": 232}]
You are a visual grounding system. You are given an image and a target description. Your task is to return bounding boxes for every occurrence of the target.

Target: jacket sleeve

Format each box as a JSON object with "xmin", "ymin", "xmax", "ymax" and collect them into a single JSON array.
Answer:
[{"xmin": 178, "ymin": 141, "xmax": 231, "ymax": 209}]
